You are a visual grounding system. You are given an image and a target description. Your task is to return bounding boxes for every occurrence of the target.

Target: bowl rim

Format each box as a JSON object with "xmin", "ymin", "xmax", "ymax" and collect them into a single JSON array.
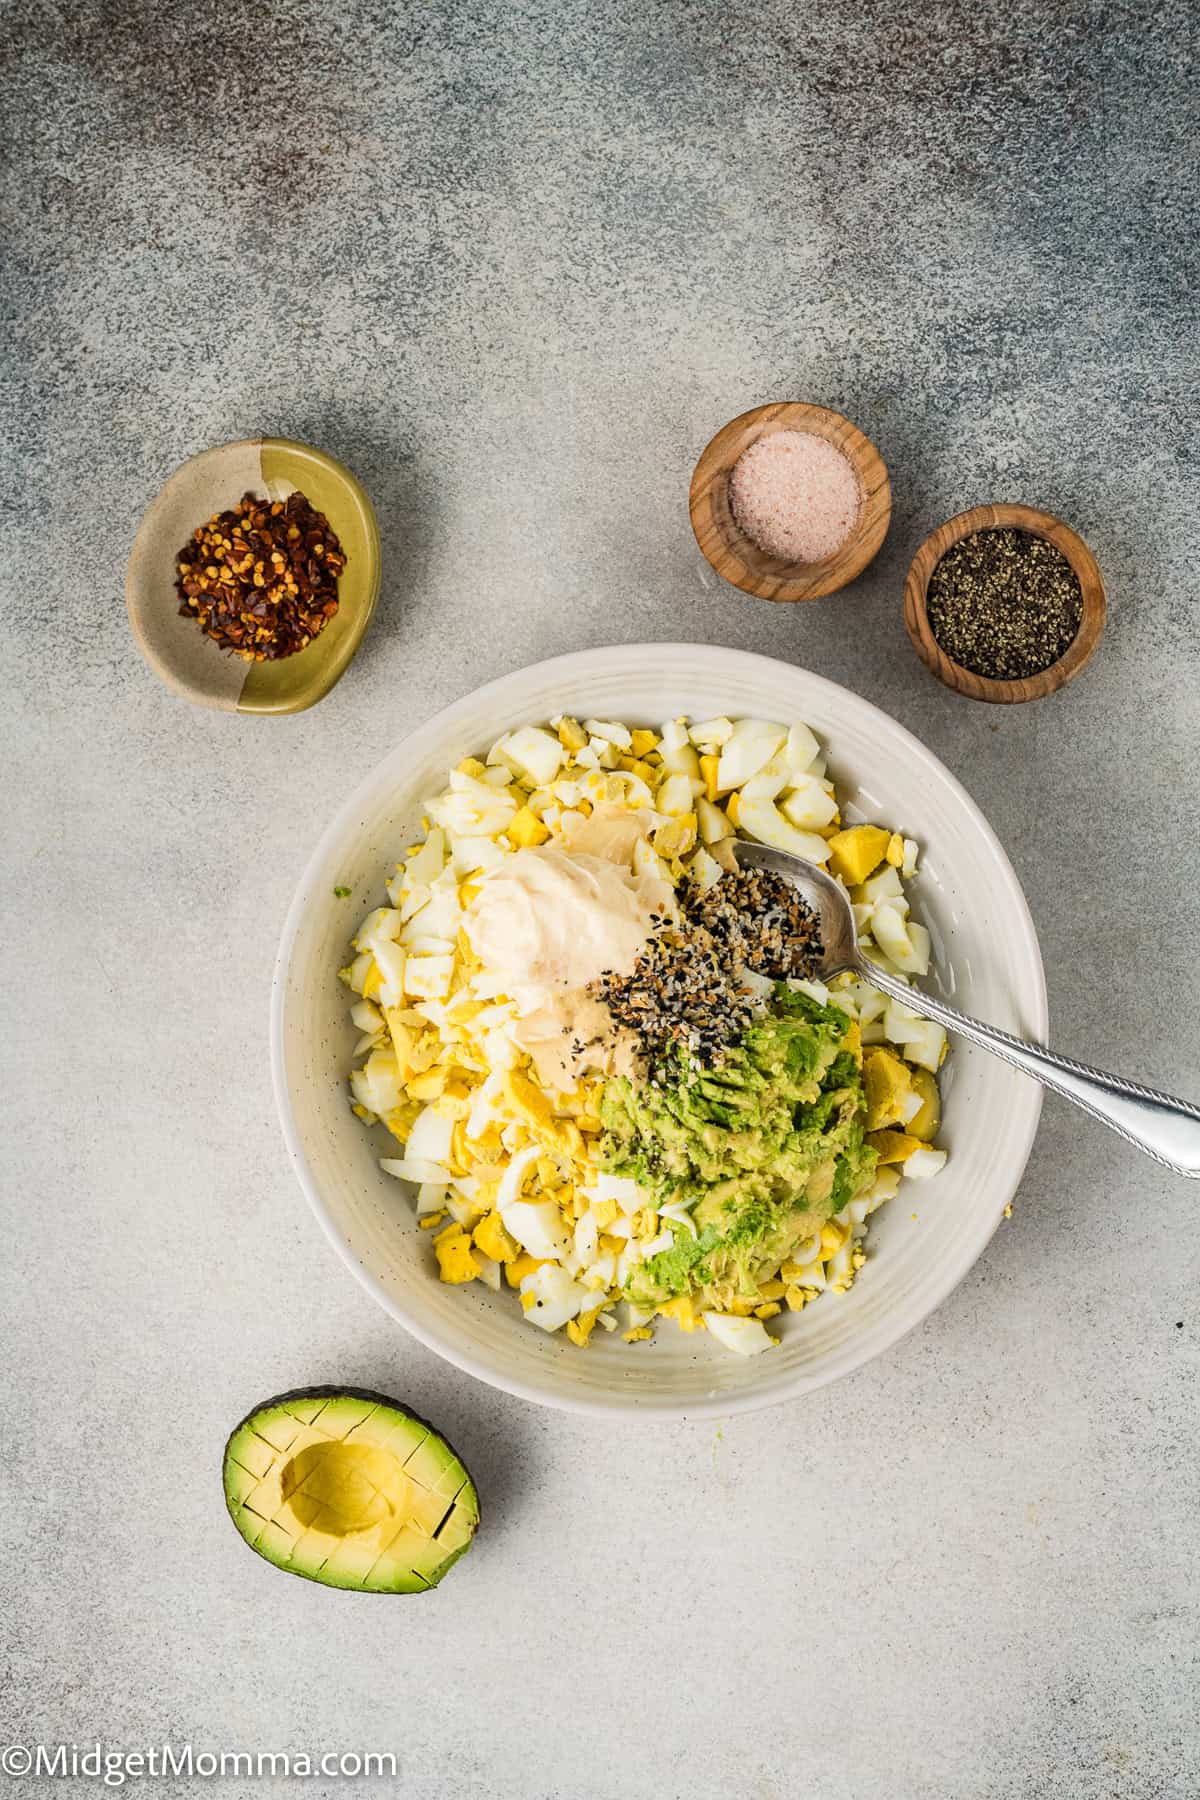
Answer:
[
  {"xmin": 903, "ymin": 502, "xmax": 1106, "ymax": 704},
  {"xmin": 270, "ymin": 643, "xmax": 1047, "ymax": 1418},
  {"xmin": 689, "ymin": 402, "xmax": 892, "ymax": 602}
]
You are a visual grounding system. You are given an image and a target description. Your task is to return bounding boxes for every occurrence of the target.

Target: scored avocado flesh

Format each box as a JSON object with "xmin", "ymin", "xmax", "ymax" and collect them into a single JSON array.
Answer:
[
  {"xmin": 222, "ymin": 1386, "xmax": 479, "ymax": 1593},
  {"xmin": 599, "ymin": 987, "xmax": 876, "ymax": 1310}
]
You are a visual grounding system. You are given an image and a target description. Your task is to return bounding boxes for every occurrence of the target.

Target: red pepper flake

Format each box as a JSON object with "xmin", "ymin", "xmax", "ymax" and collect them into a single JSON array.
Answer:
[{"xmin": 175, "ymin": 491, "xmax": 346, "ymax": 661}]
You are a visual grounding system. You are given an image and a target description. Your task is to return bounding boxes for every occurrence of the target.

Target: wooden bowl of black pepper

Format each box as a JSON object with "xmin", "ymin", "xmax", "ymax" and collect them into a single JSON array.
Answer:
[{"xmin": 904, "ymin": 503, "xmax": 1105, "ymax": 704}]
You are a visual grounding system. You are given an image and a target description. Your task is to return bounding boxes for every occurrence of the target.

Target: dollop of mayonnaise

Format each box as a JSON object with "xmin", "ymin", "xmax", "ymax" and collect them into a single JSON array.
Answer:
[{"xmin": 464, "ymin": 810, "xmax": 675, "ymax": 1086}]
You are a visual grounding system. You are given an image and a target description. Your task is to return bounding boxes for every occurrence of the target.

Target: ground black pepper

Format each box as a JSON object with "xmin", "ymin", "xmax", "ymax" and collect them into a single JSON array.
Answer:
[
  {"xmin": 591, "ymin": 868, "xmax": 824, "ymax": 1073},
  {"xmin": 926, "ymin": 527, "xmax": 1082, "ymax": 681}
]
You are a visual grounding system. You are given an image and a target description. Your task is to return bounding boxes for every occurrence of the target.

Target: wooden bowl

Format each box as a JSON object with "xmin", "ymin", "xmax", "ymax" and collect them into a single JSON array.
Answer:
[
  {"xmin": 127, "ymin": 437, "xmax": 381, "ymax": 715},
  {"xmin": 903, "ymin": 503, "xmax": 1106, "ymax": 704},
  {"xmin": 689, "ymin": 402, "xmax": 891, "ymax": 602}
]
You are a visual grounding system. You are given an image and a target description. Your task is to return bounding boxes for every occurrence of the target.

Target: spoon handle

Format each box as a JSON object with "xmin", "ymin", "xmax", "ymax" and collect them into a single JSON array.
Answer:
[{"xmin": 861, "ymin": 962, "xmax": 1200, "ymax": 1178}]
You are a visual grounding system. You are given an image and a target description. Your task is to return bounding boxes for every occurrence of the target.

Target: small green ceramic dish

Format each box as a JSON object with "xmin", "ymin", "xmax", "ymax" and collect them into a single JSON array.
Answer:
[{"xmin": 126, "ymin": 437, "xmax": 380, "ymax": 714}]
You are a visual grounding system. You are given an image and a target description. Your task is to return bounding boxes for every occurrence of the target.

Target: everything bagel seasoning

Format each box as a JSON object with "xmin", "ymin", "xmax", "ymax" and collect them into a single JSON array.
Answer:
[{"xmin": 590, "ymin": 867, "xmax": 824, "ymax": 1072}]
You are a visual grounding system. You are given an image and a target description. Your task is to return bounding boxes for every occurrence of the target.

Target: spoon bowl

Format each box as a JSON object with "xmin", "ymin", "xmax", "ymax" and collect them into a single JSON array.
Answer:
[
  {"xmin": 733, "ymin": 838, "xmax": 864, "ymax": 978},
  {"xmin": 732, "ymin": 839, "xmax": 1200, "ymax": 1178}
]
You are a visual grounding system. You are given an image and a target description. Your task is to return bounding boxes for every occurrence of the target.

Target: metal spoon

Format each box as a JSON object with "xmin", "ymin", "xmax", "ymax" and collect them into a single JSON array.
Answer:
[{"xmin": 733, "ymin": 838, "xmax": 1200, "ymax": 1177}]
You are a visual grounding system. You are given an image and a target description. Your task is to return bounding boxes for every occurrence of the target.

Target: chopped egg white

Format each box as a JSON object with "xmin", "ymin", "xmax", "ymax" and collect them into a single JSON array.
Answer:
[
  {"xmin": 904, "ymin": 1147, "xmax": 948, "ymax": 1180},
  {"xmin": 702, "ymin": 1314, "xmax": 777, "ymax": 1356},
  {"xmin": 521, "ymin": 1263, "xmax": 589, "ymax": 1331},
  {"xmin": 406, "ymin": 1105, "xmax": 454, "ymax": 1166},
  {"xmin": 715, "ymin": 718, "xmax": 787, "ymax": 791},
  {"xmin": 342, "ymin": 711, "xmax": 950, "ymax": 1354},
  {"xmin": 380, "ymin": 1154, "xmax": 449, "ymax": 1186},
  {"xmin": 503, "ymin": 1200, "xmax": 571, "ymax": 1260}
]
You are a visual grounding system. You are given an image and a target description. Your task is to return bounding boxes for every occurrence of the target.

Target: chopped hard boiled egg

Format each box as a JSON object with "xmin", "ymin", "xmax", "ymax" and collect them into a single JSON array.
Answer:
[
  {"xmin": 702, "ymin": 1313, "xmax": 778, "ymax": 1355},
  {"xmin": 380, "ymin": 1155, "xmax": 450, "ymax": 1185},
  {"xmin": 501, "ymin": 726, "xmax": 565, "ymax": 786},
  {"xmin": 343, "ymin": 711, "xmax": 948, "ymax": 1355},
  {"xmin": 406, "ymin": 1105, "xmax": 454, "ymax": 1166},
  {"xmin": 502, "ymin": 1199, "xmax": 571, "ymax": 1262},
  {"xmin": 520, "ymin": 1263, "xmax": 589, "ymax": 1331},
  {"xmin": 779, "ymin": 775, "xmax": 839, "ymax": 831},
  {"xmin": 735, "ymin": 794, "xmax": 832, "ymax": 864},
  {"xmin": 715, "ymin": 719, "xmax": 787, "ymax": 792},
  {"xmin": 903, "ymin": 1146, "xmax": 948, "ymax": 1180}
]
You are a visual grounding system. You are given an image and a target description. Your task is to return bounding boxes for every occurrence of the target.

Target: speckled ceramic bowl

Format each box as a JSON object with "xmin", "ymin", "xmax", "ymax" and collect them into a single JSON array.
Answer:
[
  {"xmin": 272, "ymin": 644, "xmax": 1047, "ymax": 1417},
  {"xmin": 126, "ymin": 437, "xmax": 380, "ymax": 714}
]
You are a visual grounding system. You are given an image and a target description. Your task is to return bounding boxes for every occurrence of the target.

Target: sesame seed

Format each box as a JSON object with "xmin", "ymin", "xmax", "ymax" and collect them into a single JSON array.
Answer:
[{"xmin": 590, "ymin": 869, "xmax": 823, "ymax": 1072}]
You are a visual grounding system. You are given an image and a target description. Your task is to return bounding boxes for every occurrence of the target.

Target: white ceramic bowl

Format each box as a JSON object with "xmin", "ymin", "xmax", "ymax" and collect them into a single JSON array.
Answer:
[{"xmin": 272, "ymin": 645, "xmax": 1046, "ymax": 1417}]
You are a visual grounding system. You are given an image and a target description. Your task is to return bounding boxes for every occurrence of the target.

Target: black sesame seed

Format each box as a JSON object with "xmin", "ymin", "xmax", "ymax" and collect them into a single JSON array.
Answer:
[{"xmin": 590, "ymin": 869, "xmax": 823, "ymax": 1074}]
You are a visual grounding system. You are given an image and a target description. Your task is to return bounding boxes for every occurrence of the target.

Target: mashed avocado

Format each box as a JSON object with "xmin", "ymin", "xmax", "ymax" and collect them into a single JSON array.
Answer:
[{"xmin": 599, "ymin": 987, "xmax": 876, "ymax": 1310}]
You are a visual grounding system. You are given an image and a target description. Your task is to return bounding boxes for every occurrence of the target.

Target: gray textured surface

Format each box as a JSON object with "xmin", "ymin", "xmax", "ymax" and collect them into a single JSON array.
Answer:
[{"xmin": 3, "ymin": 1, "xmax": 1199, "ymax": 1795}]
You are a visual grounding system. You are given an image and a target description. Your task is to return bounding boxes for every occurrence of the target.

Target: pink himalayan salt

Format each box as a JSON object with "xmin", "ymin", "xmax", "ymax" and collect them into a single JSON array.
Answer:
[{"xmin": 729, "ymin": 430, "xmax": 862, "ymax": 564}]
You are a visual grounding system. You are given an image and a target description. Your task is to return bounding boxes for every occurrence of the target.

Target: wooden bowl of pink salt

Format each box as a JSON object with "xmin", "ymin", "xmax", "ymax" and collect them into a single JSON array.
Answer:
[{"xmin": 689, "ymin": 402, "xmax": 891, "ymax": 601}]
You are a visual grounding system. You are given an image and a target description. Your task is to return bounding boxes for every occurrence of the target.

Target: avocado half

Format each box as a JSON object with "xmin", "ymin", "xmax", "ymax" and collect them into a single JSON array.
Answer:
[{"xmin": 222, "ymin": 1386, "xmax": 479, "ymax": 1593}]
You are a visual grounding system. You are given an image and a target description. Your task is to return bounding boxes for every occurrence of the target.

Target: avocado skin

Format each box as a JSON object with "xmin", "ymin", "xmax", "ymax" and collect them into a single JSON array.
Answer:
[
  {"xmin": 222, "ymin": 1384, "xmax": 470, "ymax": 1464},
  {"xmin": 222, "ymin": 1385, "xmax": 479, "ymax": 1595},
  {"xmin": 602, "ymin": 987, "xmax": 877, "ymax": 1308}
]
